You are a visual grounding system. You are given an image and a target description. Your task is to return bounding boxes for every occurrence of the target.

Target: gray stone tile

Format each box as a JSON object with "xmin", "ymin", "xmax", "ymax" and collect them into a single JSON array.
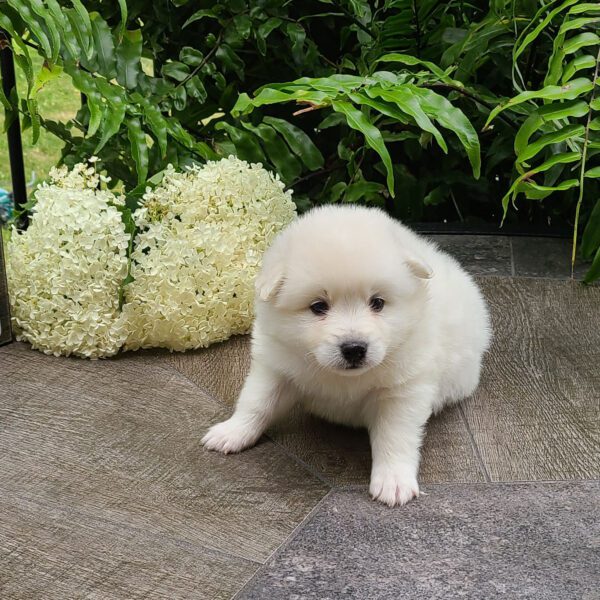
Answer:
[
  {"xmin": 511, "ymin": 236, "xmax": 589, "ymax": 279},
  {"xmin": 0, "ymin": 343, "xmax": 328, "ymax": 597},
  {"xmin": 429, "ymin": 234, "xmax": 513, "ymax": 276},
  {"xmin": 238, "ymin": 482, "xmax": 600, "ymax": 600},
  {"xmin": 468, "ymin": 278, "xmax": 600, "ymax": 481}
]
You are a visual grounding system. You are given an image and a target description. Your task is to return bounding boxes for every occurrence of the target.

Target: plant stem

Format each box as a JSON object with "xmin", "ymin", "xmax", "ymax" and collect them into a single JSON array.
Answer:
[
  {"xmin": 176, "ymin": 30, "xmax": 224, "ymax": 90},
  {"xmin": 571, "ymin": 47, "xmax": 600, "ymax": 279}
]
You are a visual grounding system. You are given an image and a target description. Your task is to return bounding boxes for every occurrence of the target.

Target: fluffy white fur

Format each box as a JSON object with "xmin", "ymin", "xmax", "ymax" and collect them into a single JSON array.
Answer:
[{"xmin": 203, "ymin": 206, "xmax": 491, "ymax": 506}]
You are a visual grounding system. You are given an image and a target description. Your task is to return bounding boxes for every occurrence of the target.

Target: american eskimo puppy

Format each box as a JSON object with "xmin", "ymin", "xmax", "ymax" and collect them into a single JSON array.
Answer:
[{"xmin": 202, "ymin": 206, "xmax": 491, "ymax": 506}]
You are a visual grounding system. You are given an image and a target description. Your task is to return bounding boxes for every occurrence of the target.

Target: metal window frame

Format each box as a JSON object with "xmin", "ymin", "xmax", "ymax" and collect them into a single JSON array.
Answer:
[{"xmin": 0, "ymin": 28, "xmax": 22, "ymax": 344}]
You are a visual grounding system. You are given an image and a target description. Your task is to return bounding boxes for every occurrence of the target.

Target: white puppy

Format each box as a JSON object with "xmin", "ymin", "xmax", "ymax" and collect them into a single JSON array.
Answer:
[{"xmin": 203, "ymin": 206, "xmax": 491, "ymax": 506}]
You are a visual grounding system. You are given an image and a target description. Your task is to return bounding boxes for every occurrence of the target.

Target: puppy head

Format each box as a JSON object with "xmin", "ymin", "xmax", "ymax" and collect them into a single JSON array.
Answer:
[{"xmin": 256, "ymin": 206, "xmax": 432, "ymax": 376}]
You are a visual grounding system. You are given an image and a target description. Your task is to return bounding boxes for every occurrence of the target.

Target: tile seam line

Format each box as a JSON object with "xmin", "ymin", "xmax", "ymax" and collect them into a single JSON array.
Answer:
[
  {"xmin": 269, "ymin": 438, "xmax": 335, "ymax": 489},
  {"xmin": 231, "ymin": 488, "xmax": 336, "ymax": 600},
  {"xmin": 459, "ymin": 403, "xmax": 492, "ymax": 483},
  {"xmin": 334, "ymin": 478, "xmax": 600, "ymax": 491},
  {"xmin": 152, "ymin": 358, "xmax": 230, "ymax": 408},
  {"xmin": 160, "ymin": 358, "xmax": 339, "ymax": 487}
]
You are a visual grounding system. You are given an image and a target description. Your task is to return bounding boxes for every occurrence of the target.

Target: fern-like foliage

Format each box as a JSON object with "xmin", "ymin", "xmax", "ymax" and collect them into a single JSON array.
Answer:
[{"xmin": 485, "ymin": 1, "xmax": 600, "ymax": 281}]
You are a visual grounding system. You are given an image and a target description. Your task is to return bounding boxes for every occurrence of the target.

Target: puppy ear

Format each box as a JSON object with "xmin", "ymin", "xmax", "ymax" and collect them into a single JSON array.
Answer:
[
  {"xmin": 405, "ymin": 255, "xmax": 433, "ymax": 279},
  {"xmin": 391, "ymin": 222, "xmax": 433, "ymax": 279},
  {"xmin": 255, "ymin": 258, "xmax": 285, "ymax": 301}
]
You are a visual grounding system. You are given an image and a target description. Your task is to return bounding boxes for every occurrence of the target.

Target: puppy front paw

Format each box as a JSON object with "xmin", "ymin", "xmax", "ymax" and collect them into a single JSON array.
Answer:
[
  {"xmin": 201, "ymin": 418, "xmax": 261, "ymax": 454},
  {"xmin": 369, "ymin": 464, "xmax": 419, "ymax": 507}
]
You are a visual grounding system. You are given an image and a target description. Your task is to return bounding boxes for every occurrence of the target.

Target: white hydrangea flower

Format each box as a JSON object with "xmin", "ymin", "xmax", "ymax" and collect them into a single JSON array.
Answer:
[
  {"xmin": 6, "ymin": 161, "xmax": 130, "ymax": 358},
  {"xmin": 124, "ymin": 156, "xmax": 296, "ymax": 351}
]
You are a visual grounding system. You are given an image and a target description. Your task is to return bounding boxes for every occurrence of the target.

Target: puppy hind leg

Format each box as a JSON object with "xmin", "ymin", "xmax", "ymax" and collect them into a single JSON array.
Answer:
[{"xmin": 202, "ymin": 362, "xmax": 295, "ymax": 454}]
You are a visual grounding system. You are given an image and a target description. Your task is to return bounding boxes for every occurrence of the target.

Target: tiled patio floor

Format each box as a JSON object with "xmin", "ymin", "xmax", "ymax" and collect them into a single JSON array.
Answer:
[{"xmin": 1, "ymin": 236, "xmax": 599, "ymax": 599}]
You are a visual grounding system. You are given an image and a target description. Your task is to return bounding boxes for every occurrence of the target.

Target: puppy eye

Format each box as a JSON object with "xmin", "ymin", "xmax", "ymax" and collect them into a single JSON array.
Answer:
[
  {"xmin": 310, "ymin": 300, "xmax": 329, "ymax": 315},
  {"xmin": 369, "ymin": 297, "xmax": 385, "ymax": 312}
]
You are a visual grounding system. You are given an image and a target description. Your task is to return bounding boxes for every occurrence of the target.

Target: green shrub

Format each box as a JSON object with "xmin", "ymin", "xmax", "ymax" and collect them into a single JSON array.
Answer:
[{"xmin": 0, "ymin": 0, "xmax": 599, "ymax": 280}]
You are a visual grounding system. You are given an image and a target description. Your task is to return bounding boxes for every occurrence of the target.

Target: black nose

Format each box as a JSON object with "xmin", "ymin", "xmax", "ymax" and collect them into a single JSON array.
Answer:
[{"xmin": 340, "ymin": 341, "xmax": 368, "ymax": 365}]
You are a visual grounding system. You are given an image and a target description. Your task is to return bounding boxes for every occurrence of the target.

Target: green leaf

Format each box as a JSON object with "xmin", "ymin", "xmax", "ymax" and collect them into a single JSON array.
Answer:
[
  {"xmin": 257, "ymin": 17, "xmax": 282, "ymax": 55},
  {"xmin": 27, "ymin": 0, "xmax": 61, "ymax": 63},
  {"xmin": 45, "ymin": 0, "xmax": 79, "ymax": 58},
  {"xmin": 13, "ymin": 49, "xmax": 34, "ymax": 96},
  {"xmin": 185, "ymin": 76, "xmax": 207, "ymax": 102},
  {"xmin": 263, "ymin": 116, "xmax": 324, "ymax": 170},
  {"xmin": 285, "ymin": 74, "xmax": 365, "ymax": 94},
  {"xmin": 117, "ymin": 206, "xmax": 136, "ymax": 309},
  {"xmin": 581, "ymin": 199, "xmax": 600, "ymax": 258},
  {"xmin": 569, "ymin": 3, "xmax": 600, "ymax": 14},
  {"xmin": 7, "ymin": 0, "xmax": 52, "ymax": 59},
  {"xmin": 514, "ymin": 100, "xmax": 589, "ymax": 156},
  {"xmin": 127, "ymin": 117, "xmax": 149, "ymax": 185},
  {"xmin": 116, "ymin": 29, "xmax": 142, "ymax": 89},
  {"xmin": 331, "ymin": 100, "xmax": 394, "ymax": 196},
  {"xmin": 90, "ymin": 12, "xmax": 116, "ymax": 78},
  {"xmin": 559, "ymin": 16, "xmax": 600, "ymax": 35},
  {"xmin": 241, "ymin": 122, "xmax": 302, "ymax": 182},
  {"xmin": 329, "ymin": 182, "xmax": 347, "ymax": 202},
  {"xmin": 424, "ymin": 185, "xmax": 448, "ymax": 206},
  {"xmin": 365, "ymin": 86, "xmax": 448, "ymax": 154},
  {"xmin": 583, "ymin": 246, "xmax": 600, "ymax": 284},
  {"xmin": 519, "ymin": 125, "xmax": 585, "ymax": 162},
  {"xmin": 348, "ymin": 92, "xmax": 410, "ymax": 125},
  {"xmin": 216, "ymin": 45, "xmax": 244, "ymax": 78},
  {"xmin": 116, "ymin": 0, "xmax": 127, "ymax": 39},
  {"xmin": 215, "ymin": 121, "xmax": 266, "ymax": 164},
  {"xmin": 584, "ymin": 166, "xmax": 600, "ymax": 178},
  {"xmin": 376, "ymin": 53, "xmax": 455, "ymax": 84},
  {"xmin": 162, "ymin": 61, "xmax": 190, "ymax": 82},
  {"xmin": 180, "ymin": 47, "xmax": 204, "ymax": 67},
  {"xmin": 93, "ymin": 80, "xmax": 126, "ymax": 153},
  {"xmin": 522, "ymin": 179, "xmax": 580, "ymax": 194},
  {"xmin": 562, "ymin": 55, "xmax": 597, "ymax": 84},
  {"xmin": 125, "ymin": 169, "xmax": 165, "ymax": 212},
  {"xmin": 485, "ymin": 79, "xmax": 595, "ymax": 127},
  {"xmin": 0, "ymin": 81, "xmax": 12, "ymax": 112},
  {"xmin": 192, "ymin": 141, "xmax": 220, "ymax": 161},
  {"xmin": 500, "ymin": 152, "xmax": 582, "ymax": 219},
  {"xmin": 66, "ymin": 66, "xmax": 103, "ymax": 137},
  {"xmin": 32, "ymin": 61, "xmax": 63, "ymax": 95},
  {"xmin": 233, "ymin": 14, "xmax": 252, "ymax": 39},
  {"xmin": 317, "ymin": 112, "xmax": 346, "ymax": 129},
  {"xmin": 343, "ymin": 180, "xmax": 385, "ymax": 203},
  {"xmin": 563, "ymin": 32, "xmax": 600, "ymax": 55},
  {"xmin": 232, "ymin": 88, "xmax": 328, "ymax": 116},
  {"xmin": 65, "ymin": 6, "xmax": 93, "ymax": 61},
  {"xmin": 408, "ymin": 86, "xmax": 481, "ymax": 178},
  {"xmin": 513, "ymin": 0, "xmax": 579, "ymax": 64},
  {"xmin": 27, "ymin": 97, "xmax": 40, "ymax": 143},
  {"xmin": 171, "ymin": 86, "xmax": 187, "ymax": 110},
  {"xmin": 286, "ymin": 22, "xmax": 305, "ymax": 64},
  {"xmin": 183, "ymin": 8, "xmax": 219, "ymax": 29},
  {"xmin": 139, "ymin": 101, "xmax": 168, "ymax": 158}
]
